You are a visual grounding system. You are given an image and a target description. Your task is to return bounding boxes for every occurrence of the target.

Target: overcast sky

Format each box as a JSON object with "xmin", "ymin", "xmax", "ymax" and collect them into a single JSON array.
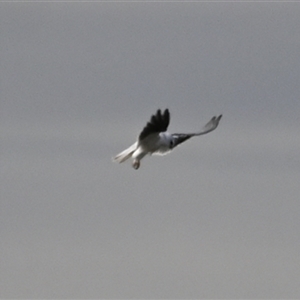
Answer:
[{"xmin": 1, "ymin": 2, "xmax": 300, "ymax": 298}]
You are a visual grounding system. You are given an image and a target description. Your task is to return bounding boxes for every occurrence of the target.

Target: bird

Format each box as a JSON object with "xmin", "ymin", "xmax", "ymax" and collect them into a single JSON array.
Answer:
[{"xmin": 113, "ymin": 109, "xmax": 222, "ymax": 170}]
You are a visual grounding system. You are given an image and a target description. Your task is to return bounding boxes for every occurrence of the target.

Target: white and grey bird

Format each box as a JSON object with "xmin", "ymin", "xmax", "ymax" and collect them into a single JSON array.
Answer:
[{"xmin": 113, "ymin": 109, "xmax": 222, "ymax": 170}]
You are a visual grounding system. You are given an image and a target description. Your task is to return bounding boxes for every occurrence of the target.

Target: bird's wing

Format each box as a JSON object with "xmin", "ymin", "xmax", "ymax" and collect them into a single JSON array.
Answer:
[
  {"xmin": 190, "ymin": 114, "xmax": 222, "ymax": 136},
  {"xmin": 139, "ymin": 109, "xmax": 170, "ymax": 141},
  {"xmin": 172, "ymin": 115, "xmax": 222, "ymax": 147}
]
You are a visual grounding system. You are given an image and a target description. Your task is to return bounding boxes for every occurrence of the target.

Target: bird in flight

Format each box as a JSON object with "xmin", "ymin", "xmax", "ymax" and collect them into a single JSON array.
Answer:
[{"xmin": 113, "ymin": 109, "xmax": 222, "ymax": 170}]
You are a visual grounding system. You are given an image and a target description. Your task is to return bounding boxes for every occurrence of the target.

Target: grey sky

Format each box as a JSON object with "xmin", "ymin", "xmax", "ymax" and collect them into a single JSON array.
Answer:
[{"xmin": 1, "ymin": 2, "xmax": 300, "ymax": 298}]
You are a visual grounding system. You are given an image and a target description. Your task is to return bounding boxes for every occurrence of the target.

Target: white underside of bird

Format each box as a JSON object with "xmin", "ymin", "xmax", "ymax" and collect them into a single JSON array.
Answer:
[{"xmin": 113, "ymin": 109, "xmax": 222, "ymax": 169}]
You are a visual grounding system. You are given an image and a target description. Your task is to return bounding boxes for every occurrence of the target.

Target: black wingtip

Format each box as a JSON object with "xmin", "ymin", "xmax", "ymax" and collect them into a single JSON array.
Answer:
[{"xmin": 139, "ymin": 108, "xmax": 170, "ymax": 141}]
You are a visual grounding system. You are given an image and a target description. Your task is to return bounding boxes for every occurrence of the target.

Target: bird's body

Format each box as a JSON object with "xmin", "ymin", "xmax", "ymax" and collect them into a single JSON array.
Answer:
[{"xmin": 113, "ymin": 109, "xmax": 222, "ymax": 169}]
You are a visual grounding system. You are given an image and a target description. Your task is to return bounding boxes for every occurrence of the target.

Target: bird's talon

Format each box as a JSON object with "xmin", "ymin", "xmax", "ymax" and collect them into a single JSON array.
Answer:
[{"xmin": 133, "ymin": 160, "xmax": 140, "ymax": 169}]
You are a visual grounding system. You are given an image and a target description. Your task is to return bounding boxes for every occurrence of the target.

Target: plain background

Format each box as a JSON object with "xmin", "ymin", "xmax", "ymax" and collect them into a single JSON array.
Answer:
[{"xmin": 1, "ymin": 2, "xmax": 300, "ymax": 298}]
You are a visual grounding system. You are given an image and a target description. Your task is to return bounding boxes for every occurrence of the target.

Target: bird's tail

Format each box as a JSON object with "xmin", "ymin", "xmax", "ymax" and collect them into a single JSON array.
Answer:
[{"xmin": 113, "ymin": 142, "xmax": 138, "ymax": 163}]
